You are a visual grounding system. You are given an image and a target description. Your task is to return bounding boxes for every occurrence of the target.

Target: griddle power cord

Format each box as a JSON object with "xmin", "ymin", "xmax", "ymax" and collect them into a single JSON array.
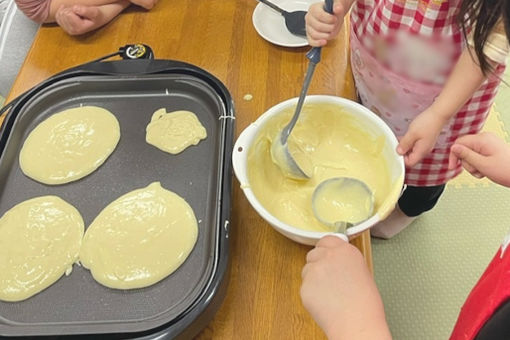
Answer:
[
  {"xmin": 88, "ymin": 44, "xmax": 155, "ymax": 63},
  {"xmin": 0, "ymin": 44, "xmax": 154, "ymax": 117}
]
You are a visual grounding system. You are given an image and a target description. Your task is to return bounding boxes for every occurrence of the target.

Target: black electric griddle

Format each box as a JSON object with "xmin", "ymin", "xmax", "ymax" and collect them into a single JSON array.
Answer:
[{"xmin": 0, "ymin": 46, "xmax": 234, "ymax": 339}]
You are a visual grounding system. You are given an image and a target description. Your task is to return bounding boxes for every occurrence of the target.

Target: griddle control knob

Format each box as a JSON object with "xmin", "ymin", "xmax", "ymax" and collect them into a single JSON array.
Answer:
[{"xmin": 121, "ymin": 44, "xmax": 154, "ymax": 60}]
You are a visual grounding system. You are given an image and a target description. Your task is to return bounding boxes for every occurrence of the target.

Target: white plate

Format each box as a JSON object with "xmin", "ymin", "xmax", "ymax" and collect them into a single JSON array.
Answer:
[{"xmin": 252, "ymin": 0, "xmax": 315, "ymax": 47}]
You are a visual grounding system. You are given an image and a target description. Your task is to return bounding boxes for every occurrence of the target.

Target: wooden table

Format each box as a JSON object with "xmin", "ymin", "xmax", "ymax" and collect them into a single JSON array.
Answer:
[{"xmin": 3, "ymin": 0, "xmax": 372, "ymax": 338}]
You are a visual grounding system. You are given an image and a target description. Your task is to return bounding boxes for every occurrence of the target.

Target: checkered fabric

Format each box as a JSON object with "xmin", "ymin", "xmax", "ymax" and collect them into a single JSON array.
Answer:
[{"xmin": 350, "ymin": 0, "xmax": 506, "ymax": 186}]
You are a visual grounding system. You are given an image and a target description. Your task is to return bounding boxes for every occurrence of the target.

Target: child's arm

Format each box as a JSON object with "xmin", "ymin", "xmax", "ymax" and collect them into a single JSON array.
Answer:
[
  {"xmin": 46, "ymin": 0, "xmax": 122, "ymax": 22},
  {"xmin": 306, "ymin": 0, "xmax": 356, "ymax": 46},
  {"xmin": 55, "ymin": 1, "xmax": 129, "ymax": 36},
  {"xmin": 301, "ymin": 236, "xmax": 392, "ymax": 339},
  {"xmin": 449, "ymin": 132, "xmax": 510, "ymax": 187},
  {"xmin": 398, "ymin": 21, "xmax": 510, "ymax": 167},
  {"xmin": 396, "ymin": 48, "xmax": 487, "ymax": 167}
]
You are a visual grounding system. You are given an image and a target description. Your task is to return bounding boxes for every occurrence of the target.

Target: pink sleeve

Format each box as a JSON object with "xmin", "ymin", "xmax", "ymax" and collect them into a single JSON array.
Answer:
[{"xmin": 15, "ymin": 0, "xmax": 52, "ymax": 23}]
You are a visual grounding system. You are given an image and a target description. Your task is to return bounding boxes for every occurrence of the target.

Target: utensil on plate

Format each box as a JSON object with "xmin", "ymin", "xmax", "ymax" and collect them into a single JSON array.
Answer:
[
  {"xmin": 257, "ymin": 0, "xmax": 307, "ymax": 37},
  {"xmin": 312, "ymin": 177, "xmax": 374, "ymax": 238},
  {"xmin": 270, "ymin": 0, "xmax": 333, "ymax": 180}
]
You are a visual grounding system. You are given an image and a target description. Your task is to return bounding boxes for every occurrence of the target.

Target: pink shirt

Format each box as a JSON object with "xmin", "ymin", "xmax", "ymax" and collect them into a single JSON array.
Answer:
[
  {"xmin": 15, "ymin": 0, "xmax": 51, "ymax": 23},
  {"xmin": 350, "ymin": 0, "xmax": 505, "ymax": 187}
]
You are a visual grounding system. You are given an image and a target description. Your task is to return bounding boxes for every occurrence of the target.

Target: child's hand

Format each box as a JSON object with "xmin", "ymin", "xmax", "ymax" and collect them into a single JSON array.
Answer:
[
  {"xmin": 300, "ymin": 236, "xmax": 391, "ymax": 339},
  {"xmin": 397, "ymin": 108, "xmax": 447, "ymax": 167},
  {"xmin": 449, "ymin": 132, "xmax": 510, "ymax": 187},
  {"xmin": 130, "ymin": 0, "xmax": 158, "ymax": 10},
  {"xmin": 55, "ymin": 5, "xmax": 101, "ymax": 35},
  {"xmin": 305, "ymin": 0, "xmax": 347, "ymax": 47}
]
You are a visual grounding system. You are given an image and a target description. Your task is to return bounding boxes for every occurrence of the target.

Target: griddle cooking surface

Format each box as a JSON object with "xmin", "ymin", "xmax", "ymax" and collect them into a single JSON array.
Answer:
[{"xmin": 0, "ymin": 74, "xmax": 229, "ymax": 336}]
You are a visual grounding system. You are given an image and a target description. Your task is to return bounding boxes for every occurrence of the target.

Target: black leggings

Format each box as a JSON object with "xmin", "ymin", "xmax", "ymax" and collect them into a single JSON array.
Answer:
[{"xmin": 398, "ymin": 184, "xmax": 446, "ymax": 217}]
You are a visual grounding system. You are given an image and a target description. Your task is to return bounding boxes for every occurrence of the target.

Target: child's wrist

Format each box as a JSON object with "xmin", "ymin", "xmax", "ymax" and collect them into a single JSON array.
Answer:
[{"xmin": 427, "ymin": 103, "xmax": 454, "ymax": 124}]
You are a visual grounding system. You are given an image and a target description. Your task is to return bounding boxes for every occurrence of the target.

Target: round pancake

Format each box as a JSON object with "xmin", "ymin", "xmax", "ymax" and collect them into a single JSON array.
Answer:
[
  {"xmin": 0, "ymin": 196, "xmax": 84, "ymax": 302},
  {"xmin": 80, "ymin": 182, "xmax": 198, "ymax": 289},
  {"xmin": 19, "ymin": 106, "xmax": 120, "ymax": 185}
]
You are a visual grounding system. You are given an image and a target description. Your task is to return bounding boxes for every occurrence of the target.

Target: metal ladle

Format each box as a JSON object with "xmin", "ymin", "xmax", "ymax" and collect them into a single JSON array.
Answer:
[
  {"xmin": 269, "ymin": 0, "xmax": 374, "ymax": 240},
  {"xmin": 270, "ymin": 0, "xmax": 334, "ymax": 180},
  {"xmin": 312, "ymin": 177, "xmax": 374, "ymax": 238}
]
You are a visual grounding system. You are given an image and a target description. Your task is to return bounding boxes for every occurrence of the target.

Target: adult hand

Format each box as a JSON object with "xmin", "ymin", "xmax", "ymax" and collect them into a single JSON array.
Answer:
[
  {"xmin": 305, "ymin": 0, "xmax": 348, "ymax": 47},
  {"xmin": 397, "ymin": 108, "xmax": 448, "ymax": 167},
  {"xmin": 300, "ymin": 235, "xmax": 391, "ymax": 339},
  {"xmin": 449, "ymin": 132, "xmax": 510, "ymax": 187}
]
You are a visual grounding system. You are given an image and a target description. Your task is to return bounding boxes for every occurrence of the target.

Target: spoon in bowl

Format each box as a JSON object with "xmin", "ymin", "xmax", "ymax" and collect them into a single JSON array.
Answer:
[
  {"xmin": 312, "ymin": 177, "xmax": 374, "ymax": 239},
  {"xmin": 257, "ymin": 0, "xmax": 307, "ymax": 37},
  {"xmin": 270, "ymin": 0, "xmax": 334, "ymax": 180}
]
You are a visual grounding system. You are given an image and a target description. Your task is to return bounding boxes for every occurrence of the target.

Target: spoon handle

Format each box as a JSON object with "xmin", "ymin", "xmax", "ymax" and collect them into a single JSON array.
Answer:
[{"xmin": 257, "ymin": 0, "xmax": 285, "ymax": 14}]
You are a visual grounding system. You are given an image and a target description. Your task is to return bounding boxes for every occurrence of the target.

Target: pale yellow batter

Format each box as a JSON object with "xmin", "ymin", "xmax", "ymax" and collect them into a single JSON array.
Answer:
[
  {"xmin": 0, "ymin": 196, "xmax": 84, "ymax": 302},
  {"xmin": 313, "ymin": 178, "xmax": 373, "ymax": 226},
  {"xmin": 19, "ymin": 106, "xmax": 120, "ymax": 185},
  {"xmin": 248, "ymin": 103, "xmax": 398, "ymax": 232},
  {"xmin": 80, "ymin": 182, "xmax": 198, "ymax": 290},
  {"xmin": 146, "ymin": 109, "xmax": 207, "ymax": 154}
]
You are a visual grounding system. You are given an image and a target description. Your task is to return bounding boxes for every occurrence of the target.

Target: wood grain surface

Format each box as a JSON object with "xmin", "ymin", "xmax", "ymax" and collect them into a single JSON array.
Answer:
[{"xmin": 2, "ymin": 1, "xmax": 372, "ymax": 338}]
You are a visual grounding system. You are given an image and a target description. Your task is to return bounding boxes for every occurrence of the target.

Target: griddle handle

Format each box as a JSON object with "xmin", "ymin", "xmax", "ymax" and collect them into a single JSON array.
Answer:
[
  {"xmin": 0, "ymin": 96, "xmax": 25, "ymax": 148},
  {"xmin": 75, "ymin": 59, "xmax": 201, "ymax": 76},
  {"xmin": 0, "ymin": 100, "xmax": 16, "ymax": 117}
]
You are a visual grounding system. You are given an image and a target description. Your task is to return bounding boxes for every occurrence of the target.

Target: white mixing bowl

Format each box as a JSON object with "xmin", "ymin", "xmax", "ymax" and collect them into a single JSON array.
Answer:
[{"xmin": 232, "ymin": 95, "xmax": 405, "ymax": 245}]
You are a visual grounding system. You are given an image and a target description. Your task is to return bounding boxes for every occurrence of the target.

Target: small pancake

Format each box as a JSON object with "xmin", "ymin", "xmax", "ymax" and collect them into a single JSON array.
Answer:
[{"xmin": 146, "ymin": 109, "xmax": 207, "ymax": 154}]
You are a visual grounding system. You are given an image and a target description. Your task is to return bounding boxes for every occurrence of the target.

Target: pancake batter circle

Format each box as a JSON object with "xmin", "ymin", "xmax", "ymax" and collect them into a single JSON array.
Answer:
[
  {"xmin": 80, "ymin": 182, "xmax": 199, "ymax": 289},
  {"xmin": 0, "ymin": 196, "xmax": 84, "ymax": 302},
  {"xmin": 19, "ymin": 105, "xmax": 120, "ymax": 185}
]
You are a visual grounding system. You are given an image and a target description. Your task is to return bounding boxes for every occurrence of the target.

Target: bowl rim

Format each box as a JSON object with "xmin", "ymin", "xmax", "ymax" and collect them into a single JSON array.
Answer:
[{"xmin": 233, "ymin": 95, "xmax": 405, "ymax": 241}]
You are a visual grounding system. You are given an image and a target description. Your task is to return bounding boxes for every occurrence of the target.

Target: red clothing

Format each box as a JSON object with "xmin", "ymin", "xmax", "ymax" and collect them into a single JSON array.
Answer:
[{"xmin": 450, "ymin": 243, "xmax": 510, "ymax": 339}]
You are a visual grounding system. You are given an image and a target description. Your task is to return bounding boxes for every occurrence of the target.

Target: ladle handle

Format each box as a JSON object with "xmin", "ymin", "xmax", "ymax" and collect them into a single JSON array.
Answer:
[
  {"xmin": 306, "ymin": 0, "xmax": 334, "ymax": 63},
  {"xmin": 324, "ymin": 0, "xmax": 333, "ymax": 14},
  {"xmin": 326, "ymin": 233, "xmax": 349, "ymax": 242},
  {"xmin": 280, "ymin": 0, "xmax": 334, "ymax": 144},
  {"xmin": 281, "ymin": 61, "xmax": 317, "ymax": 144}
]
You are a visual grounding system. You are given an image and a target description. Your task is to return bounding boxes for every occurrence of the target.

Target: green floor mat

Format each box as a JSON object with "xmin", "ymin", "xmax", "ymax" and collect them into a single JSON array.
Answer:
[
  {"xmin": 373, "ymin": 184, "xmax": 510, "ymax": 339},
  {"xmin": 373, "ymin": 77, "xmax": 510, "ymax": 339}
]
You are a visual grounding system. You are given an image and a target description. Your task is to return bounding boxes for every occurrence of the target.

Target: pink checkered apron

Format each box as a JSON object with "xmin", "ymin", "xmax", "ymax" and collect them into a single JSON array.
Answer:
[{"xmin": 350, "ymin": 0, "xmax": 505, "ymax": 186}]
